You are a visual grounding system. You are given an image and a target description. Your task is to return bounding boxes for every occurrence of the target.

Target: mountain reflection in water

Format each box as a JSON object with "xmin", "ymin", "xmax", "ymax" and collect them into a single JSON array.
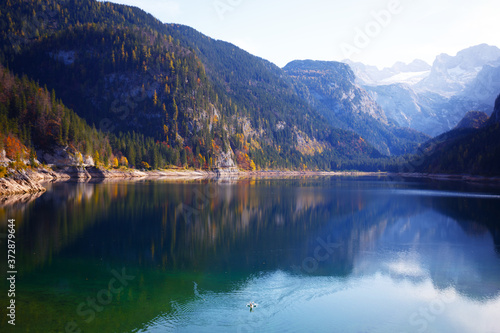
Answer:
[{"xmin": 1, "ymin": 177, "xmax": 499, "ymax": 332}]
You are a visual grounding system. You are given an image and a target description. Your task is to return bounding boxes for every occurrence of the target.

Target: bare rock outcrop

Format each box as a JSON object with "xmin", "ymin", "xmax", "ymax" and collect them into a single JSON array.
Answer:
[{"xmin": 0, "ymin": 170, "xmax": 47, "ymax": 196}]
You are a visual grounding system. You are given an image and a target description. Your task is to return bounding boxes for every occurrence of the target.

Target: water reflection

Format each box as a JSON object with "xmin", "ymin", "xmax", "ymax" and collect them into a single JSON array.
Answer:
[{"xmin": 0, "ymin": 177, "xmax": 499, "ymax": 332}]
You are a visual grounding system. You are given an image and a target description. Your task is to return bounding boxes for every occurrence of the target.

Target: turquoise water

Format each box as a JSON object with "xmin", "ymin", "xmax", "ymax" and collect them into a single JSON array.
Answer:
[{"xmin": 1, "ymin": 177, "xmax": 500, "ymax": 332}]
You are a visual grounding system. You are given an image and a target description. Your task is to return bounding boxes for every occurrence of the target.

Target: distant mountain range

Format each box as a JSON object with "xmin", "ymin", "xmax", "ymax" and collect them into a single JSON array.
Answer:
[
  {"xmin": 345, "ymin": 44, "xmax": 500, "ymax": 136},
  {"xmin": 283, "ymin": 60, "xmax": 429, "ymax": 156}
]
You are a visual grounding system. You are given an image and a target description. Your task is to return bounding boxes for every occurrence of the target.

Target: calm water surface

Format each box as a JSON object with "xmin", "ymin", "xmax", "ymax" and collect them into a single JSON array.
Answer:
[{"xmin": 1, "ymin": 177, "xmax": 500, "ymax": 332}]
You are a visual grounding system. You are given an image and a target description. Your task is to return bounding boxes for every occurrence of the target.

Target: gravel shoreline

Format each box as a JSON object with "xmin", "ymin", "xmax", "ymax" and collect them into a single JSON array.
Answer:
[{"xmin": 2, "ymin": 167, "xmax": 500, "ymax": 197}]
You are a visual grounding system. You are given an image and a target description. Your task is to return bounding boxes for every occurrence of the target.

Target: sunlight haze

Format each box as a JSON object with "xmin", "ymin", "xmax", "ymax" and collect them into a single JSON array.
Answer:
[{"xmin": 109, "ymin": 0, "xmax": 500, "ymax": 69}]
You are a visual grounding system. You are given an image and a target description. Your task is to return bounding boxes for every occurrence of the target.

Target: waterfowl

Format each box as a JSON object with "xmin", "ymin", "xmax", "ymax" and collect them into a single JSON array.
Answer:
[{"xmin": 247, "ymin": 302, "xmax": 258, "ymax": 309}]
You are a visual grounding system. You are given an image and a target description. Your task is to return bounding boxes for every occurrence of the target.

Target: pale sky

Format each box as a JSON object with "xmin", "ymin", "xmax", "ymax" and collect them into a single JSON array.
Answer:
[{"xmin": 109, "ymin": 0, "xmax": 500, "ymax": 69}]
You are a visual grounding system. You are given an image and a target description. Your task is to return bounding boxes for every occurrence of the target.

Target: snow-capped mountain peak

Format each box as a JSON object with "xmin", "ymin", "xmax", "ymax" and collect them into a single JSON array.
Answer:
[
  {"xmin": 415, "ymin": 44, "xmax": 500, "ymax": 97},
  {"xmin": 344, "ymin": 44, "xmax": 500, "ymax": 137}
]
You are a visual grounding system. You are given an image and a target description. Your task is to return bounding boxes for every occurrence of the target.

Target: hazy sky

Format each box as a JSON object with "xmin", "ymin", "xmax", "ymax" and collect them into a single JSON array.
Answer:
[{"xmin": 110, "ymin": 0, "xmax": 500, "ymax": 69}]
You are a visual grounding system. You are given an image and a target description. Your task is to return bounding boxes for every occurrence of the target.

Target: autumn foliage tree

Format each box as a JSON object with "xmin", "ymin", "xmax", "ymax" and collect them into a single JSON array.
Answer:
[
  {"xmin": 4, "ymin": 134, "xmax": 27, "ymax": 161},
  {"xmin": 0, "ymin": 64, "xmax": 114, "ymax": 166},
  {"xmin": 112, "ymin": 157, "xmax": 119, "ymax": 168},
  {"xmin": 119, "ymin": 156, "xmax": 129, "ymax": 167},
  {"xmin": 235, "ymin": 151, "xmax": 256, "ymax": 171}
]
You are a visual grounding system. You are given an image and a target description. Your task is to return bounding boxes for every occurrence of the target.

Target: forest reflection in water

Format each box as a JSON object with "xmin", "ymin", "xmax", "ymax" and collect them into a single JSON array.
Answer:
[{"xmin": 0, "ymin": 177, "xmax": 499, "ymax": 332}]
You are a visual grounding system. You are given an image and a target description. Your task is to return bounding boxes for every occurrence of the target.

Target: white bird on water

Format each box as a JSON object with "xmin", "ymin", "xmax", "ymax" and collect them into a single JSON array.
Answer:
[{"xmin": 247, "ymin": 302, "xmax": 258, "ymax": 311}]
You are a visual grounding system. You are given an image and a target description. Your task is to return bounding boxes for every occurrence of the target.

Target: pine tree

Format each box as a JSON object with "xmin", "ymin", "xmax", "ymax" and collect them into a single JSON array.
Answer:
[{"xmin": 172, "ymin": 98, "xmax": 178, "ymax": 135}]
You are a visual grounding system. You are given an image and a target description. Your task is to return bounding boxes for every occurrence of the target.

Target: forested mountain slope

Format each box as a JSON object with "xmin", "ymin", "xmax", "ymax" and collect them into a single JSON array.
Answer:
[
  {"xmin": 415, "ymin": 95, "xmax": 500, "ymax": 176},
  {"xmin": 0, "ymin": 0, "xmax": 386, "ymax": 171}
]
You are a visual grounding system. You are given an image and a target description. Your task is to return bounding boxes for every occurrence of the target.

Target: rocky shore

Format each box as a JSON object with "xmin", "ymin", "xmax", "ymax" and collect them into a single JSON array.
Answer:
[
  {"xmin": 2, "ymin": 167, "xmax": 499, "ymax": 197},
  {"xmin": 0, "ymin": 166, "xmax": 229, "ymax": 196},
  {"xmin": 0, "ymin": 166, "xmax": 73, "ymax": 196},
  {"xmin": 0, "ymin": 166, "xmax": 371, "ymax": 196}
]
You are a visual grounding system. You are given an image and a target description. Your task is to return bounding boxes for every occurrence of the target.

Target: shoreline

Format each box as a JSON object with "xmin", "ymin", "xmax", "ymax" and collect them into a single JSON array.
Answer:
[
  {"xmin": 0, "ymin": 166, "xmax": 228, "ymax": 196},
  {"xmin": 392, "ymin": 172, "xmax": 500, "ymax": 185},
  {"xmin": 1, "ymin": 166, "xmax": 500, "ymax": 196}
]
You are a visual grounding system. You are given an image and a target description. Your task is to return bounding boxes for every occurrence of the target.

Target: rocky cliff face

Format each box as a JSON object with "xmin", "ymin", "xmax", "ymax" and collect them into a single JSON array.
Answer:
[
  {"xmin": 284, "ymin": 60, "xmax": 429, "ymax": 155},
  {"xmin": 215, "ymin": 150, "xmax": 236, "ymax": 169},
  {"xmin": 284, "ymin": 60, "xmax": 388, "ymax": 123},
  {"xmin": 38, "ymin": 146, "xmax": 94, "ymax": 167}
]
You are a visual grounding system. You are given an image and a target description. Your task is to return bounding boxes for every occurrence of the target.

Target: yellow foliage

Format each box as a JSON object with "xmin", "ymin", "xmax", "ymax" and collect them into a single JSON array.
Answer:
[
  {"xmin": 236, "ymin": 151, "xmax": 256, "ymax": 171},
  {"xmin": 120, "ymin": 156, "xmax": 129, "ymax": 167}
]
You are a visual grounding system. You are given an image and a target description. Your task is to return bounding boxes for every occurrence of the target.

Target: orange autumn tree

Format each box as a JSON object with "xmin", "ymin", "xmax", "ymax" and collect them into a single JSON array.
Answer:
[
  {"xmin": 235, "ymin": 151, "xmax": 256, "ymax": 171},
  {"xmin": 4, "ymin": 134, "xmax": 27, "ymax": 161},
  {"xmin": 0, "ymin": 64, "xmax": 119, "ymax": 169}
]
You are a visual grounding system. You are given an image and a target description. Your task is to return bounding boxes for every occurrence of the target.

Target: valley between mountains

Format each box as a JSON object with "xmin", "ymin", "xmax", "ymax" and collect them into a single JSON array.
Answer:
[{"xmin": 1, "ymin": 0, "xmax": 499, "ymax": 195}]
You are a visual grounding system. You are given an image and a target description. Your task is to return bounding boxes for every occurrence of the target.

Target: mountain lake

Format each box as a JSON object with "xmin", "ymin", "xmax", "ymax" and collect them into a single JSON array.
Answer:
[{"xmin": 1, "ymin": 176, "xmax": 500, "ymax": 332}]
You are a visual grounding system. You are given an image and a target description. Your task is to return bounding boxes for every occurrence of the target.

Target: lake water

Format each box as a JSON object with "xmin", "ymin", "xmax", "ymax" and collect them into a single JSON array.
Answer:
[{"xmin": 1, "ymin": 176, "xmax": 500, "ymax": 332}]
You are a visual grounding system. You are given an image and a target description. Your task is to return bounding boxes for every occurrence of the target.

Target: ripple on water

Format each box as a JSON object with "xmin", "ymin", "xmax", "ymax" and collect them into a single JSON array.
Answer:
[{"xmin": 138, "ymin": 271, "xmax": 354, "ymax": 332}]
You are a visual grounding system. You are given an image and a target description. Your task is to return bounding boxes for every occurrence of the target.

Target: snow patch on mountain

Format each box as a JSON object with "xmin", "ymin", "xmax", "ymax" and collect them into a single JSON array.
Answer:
[
  {"xmin": 344, "ymin": 59, "xmax": 431, "ymax": 86},
  {"xmin": 380, "ymin": 70, "xmax": 430, "ymax": 85}
]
